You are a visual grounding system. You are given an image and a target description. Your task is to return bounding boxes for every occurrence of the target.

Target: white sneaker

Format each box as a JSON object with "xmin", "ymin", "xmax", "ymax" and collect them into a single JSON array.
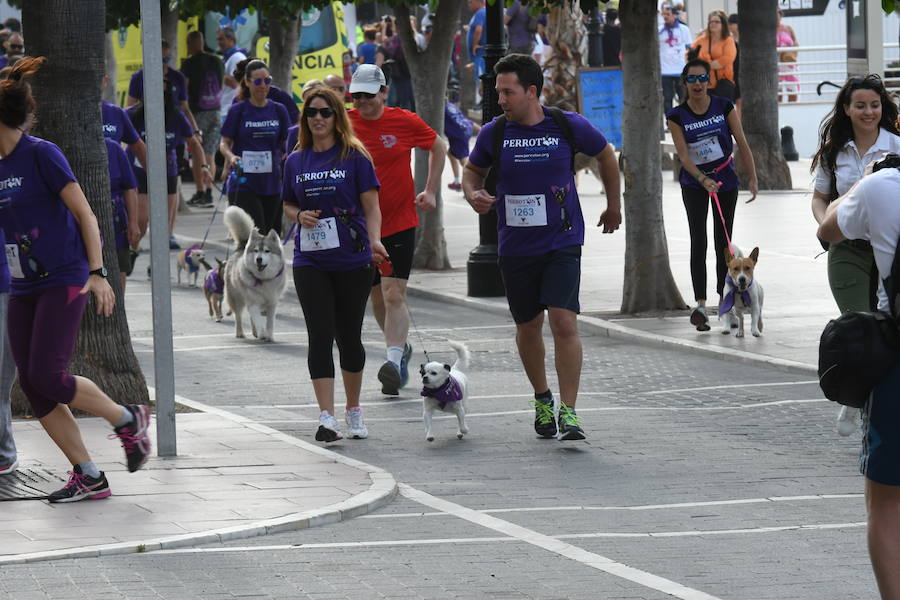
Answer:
[
  {"xmin": 345, "ymin": 407, "xmax": 369, "ymax": 439},
  {"xmin": 315, "ymin": 410, "xmax": 343, "ymax": 443},
  {"xmin": 837, "ymin": 406, "xmax": 859, "ymax": 437}
]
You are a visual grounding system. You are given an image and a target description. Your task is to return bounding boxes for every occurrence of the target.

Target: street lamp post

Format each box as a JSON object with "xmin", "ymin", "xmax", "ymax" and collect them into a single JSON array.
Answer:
[
  {"xmin": 466, "ymin": 0, "xmax": 507, "ymax": 297},
  {"xmin": 587, "ymin": 2, "xmax": 604, "ymax": 67}
]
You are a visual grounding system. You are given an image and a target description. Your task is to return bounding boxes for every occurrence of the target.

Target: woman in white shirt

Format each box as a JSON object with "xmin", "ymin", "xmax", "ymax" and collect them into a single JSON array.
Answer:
[{"xmin": 811, "ymin": 74, "xmax": 900, "ymax": 435}]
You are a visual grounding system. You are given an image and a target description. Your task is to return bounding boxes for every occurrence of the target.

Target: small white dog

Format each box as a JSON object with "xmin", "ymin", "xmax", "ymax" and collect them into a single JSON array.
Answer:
[
  {"xmin": 720, "ymin": 246, "xmax": 764, "ymax": 338},
  {"xmin": 222, "ymin": 206, "xmax": 287, "ymax": 341},
  {"xmin": 420, "ymin": 341, "xmax": 470, "ymax": 442}
]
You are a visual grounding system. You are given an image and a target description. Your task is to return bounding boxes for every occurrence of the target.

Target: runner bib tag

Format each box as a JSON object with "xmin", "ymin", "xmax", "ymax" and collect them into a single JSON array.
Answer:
[
  {"xmin": 299, "ymin": 217, "xmax": 339, "ymax": 252},
  {"xmin": 505, "ymin": 194, "xmax": 547, "ymax": 227},
  {"xmin": 242, "ymin": 150, "xmax": 273, "ymax": 173},
  {"xmin": 5, "ymin": 244, "xmax": 23, "ymax": 279},
  {"xmin": 687, "ymin": 136, "xmax": 725, "ymax": 166}
]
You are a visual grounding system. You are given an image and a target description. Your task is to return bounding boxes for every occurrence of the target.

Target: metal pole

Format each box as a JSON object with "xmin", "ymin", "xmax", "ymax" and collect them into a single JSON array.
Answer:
[
  {"xmin": 587, "ymin": 4, "xmax": 604, "ymax": 68},
  {"xmin": 139, "ymin": 0, "xmax": 177, "ymax": 456},
  {"xmin": 466, "ymin": 0, "xmax": 506, "ymax": 297}
]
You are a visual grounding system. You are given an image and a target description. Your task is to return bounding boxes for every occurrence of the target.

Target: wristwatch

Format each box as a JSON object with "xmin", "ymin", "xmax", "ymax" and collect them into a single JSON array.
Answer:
[{"xmin": 89, "ymin": 266, "xmax": 108, "ymax": 278}]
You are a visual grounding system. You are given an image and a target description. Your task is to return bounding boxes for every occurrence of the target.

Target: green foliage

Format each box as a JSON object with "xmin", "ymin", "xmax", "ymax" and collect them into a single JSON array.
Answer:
[{"xmin": 883, "ymin": 0, "xmax": 897, "ymax": 15}]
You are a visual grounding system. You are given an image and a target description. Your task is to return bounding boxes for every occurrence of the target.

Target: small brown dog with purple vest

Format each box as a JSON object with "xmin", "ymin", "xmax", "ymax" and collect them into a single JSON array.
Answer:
[
  {"xmin": 720, "ymin": 246, "xmax": 764, "ymax": 338},
  {"xmin": 204, "ymin": 258, "xmax": 226, "ymax": 322}
]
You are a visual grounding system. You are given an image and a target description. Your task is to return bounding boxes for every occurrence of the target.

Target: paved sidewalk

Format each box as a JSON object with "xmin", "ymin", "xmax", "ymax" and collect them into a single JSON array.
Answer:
[{"xmin": 0, "ymin": 402, "xmax": 396, "ymax": 564}]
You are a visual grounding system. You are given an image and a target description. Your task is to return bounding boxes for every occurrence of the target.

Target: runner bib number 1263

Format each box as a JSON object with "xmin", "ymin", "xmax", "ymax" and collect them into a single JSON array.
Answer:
[{"xmin": 505, "ymin": 194, "xmax": 548, "ymax": 227}]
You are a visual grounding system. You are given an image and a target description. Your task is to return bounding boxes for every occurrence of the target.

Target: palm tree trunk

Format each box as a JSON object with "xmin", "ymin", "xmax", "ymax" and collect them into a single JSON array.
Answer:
[
  {"xmin": 542, "ymin": 0, "xmax": 587, "ymax": 110},
  {"xmin": 395, "ymin": 1, "xmax": 462, "ymax": 271},
  {"xmin": 19, "ymin": 0, "xmax": 149, "ymax": 416},
  {"xmin": 619, "ymin": 0, "xmax": 686, "ymax": 312},
  {"xmin": 737, "ymin": 0, "xmax": 791, "ymax": 189}
]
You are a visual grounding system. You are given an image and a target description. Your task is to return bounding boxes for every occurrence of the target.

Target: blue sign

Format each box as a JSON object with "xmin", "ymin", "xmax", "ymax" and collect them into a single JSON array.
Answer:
[{"xmin": 576, "ymin": 68, "xmax": 623, "ymax": 150}]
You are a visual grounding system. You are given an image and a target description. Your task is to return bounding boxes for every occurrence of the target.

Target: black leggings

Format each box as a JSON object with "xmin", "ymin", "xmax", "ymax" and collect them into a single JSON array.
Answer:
[
  {"xmin": 294, "ymin": 265, "xmax": 374, "ymax": 379},
  {"xmin": 229, "ymin": 189, "xmax": 282, "ymax": 236},
  {"xmin": 681, "ymin": 185, "xmax": 737, "ymax": 301}
]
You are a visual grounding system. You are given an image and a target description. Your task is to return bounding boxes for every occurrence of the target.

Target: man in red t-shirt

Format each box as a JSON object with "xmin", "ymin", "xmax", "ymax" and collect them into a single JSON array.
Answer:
[{"xmin": 348, "ymin": 65, "xmax": 446, "ymax": 396}]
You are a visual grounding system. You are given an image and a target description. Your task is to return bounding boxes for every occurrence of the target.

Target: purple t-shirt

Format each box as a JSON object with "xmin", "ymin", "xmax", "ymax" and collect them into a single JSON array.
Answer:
[
  {"xmin": 231, "ymin": 85, "xmax": 300, "ymax": 126},
  {"xmin": 666, "ymin": 95, "xmax": 738, "ymax": 191},
  {"xmin": 222, "ymin": 100, "xmax": 290, "ymax": 196},
  {"xmin": 468, "ymin": 108, "xmax": 608, "ymax": 256},
  {"xmin": 0, "ymin": 135, "xmax": 86, "ymax": 294},
  {"xmin": 282, "ymin": 144, "xmax": 379, "ymax": 271},
  {"xmin": 285, "ymin": 125, "xmax": 299, "ymax": 156},
  {"xmin": 128, "ymin": 68, "xmax": 189, "ymax": 105},
  {"xmin": 101, "ymin": 100, "xmax": 140, "ymax": 145},
  {"xmin": 125, "ymin": 106, "xmax": 194, "ymax": 177},
  {"xmin": 0, "ymin": 228, "xmax": 8, "ymax": 294},
  {"xmin": 106, "ymin": 139, "xmax": 137, "ymax": 249}
]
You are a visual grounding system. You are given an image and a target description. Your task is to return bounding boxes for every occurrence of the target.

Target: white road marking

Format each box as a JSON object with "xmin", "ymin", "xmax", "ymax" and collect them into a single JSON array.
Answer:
[
  {"xmin": 253, "ymin": 399, "xmax": 825, "ymax": 424},
  {"xmin": 398, "ymin": 484, "xmax": 722, "ymax": 600},
  {"xmin": 361, "ymin": 493, "xmax": 864, "ymax": 519},
  {"xmin": 145, "ymin": 521, "xmax": 865, "ymax": 558},
  {"xmin": 227, "ymin": 381, "xmax": 816, "ymax": 410},
  {"xmin": 131, "ymin": 323, "xmax": 515, "ymax": 343}
]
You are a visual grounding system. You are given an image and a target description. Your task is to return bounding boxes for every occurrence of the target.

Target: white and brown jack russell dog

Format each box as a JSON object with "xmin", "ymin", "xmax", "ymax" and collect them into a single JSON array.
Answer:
[{"xmin": 720, "ymin": 246, "xmax": 764, "ymax": 338}]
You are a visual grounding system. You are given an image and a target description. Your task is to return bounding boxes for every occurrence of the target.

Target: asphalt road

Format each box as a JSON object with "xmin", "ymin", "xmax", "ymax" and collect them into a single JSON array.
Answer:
[{"xmin": 0, "ymin": 271, "xmax": 875, "ymax": 600}]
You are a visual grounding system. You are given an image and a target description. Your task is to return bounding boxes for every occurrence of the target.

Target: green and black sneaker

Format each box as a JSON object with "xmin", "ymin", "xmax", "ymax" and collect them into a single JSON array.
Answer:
[
  {"xmin": 532, "ymin": 393, "xmax": 558, "ymax": 438},
  {"xmin": 557, "ymin": 404, "xmax": 586, "ymax": 441}
]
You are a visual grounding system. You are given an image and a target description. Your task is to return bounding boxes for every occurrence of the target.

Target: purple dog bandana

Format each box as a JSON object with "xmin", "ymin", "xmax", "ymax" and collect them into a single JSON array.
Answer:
[
  {"xmin": 720, "ymin": 274, "xmax": 751, "ymax": 314},
  {"xmin": 421, "ymin": 377, "xmax": 463, "ymax": 409}
]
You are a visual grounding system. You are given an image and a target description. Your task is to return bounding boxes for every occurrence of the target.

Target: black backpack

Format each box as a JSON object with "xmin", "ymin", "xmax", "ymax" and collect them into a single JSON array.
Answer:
[
  {"xmin": 485, "ymin": 106, "xmax": 576, "ymax": 195},
  {"xmin": 818, "ymin": 156, "xmax": 900, "ymax": 408}
]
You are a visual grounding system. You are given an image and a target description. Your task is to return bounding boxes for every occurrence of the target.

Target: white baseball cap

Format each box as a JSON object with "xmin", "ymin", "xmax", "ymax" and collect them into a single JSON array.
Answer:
[{"xmin": 350, "ymin": 64, "xmax": 386, "ymax": 95}]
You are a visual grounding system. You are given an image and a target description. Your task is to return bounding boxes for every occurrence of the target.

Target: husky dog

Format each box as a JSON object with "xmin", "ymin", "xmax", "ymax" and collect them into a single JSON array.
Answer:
[
  {"xmin": 420, "ymin": 341, "xmax": 470, "ymax": 442},
  {"xmin": 222, "ymin": 206, "xmax": 287, "ymax": 341}
]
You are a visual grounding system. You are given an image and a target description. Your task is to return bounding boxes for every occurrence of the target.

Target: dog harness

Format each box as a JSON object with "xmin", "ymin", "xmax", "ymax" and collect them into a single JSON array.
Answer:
[
  {"xmin": 421, "ymin": 378, "xmax": 463, "ymax": 409},
  {"xmin": 184, "ymin": 245, "xmax": 202, "ymax": 273},
  {"xmin": 720, "ymin": 274, "xmax": 752, "ymax": 313},
  {"xmin": 204, "ymin": 269, "xmax": 223, "ymax": 295}
]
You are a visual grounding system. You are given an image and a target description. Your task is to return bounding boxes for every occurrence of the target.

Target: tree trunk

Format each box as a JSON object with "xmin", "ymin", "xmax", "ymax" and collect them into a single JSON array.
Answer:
[
  {"xmin": 395, "ymin": 0, "xmax": 463, "ymax": 271},
  {"xmin": 161, "ymin": 0, "xmax": 179, "ymax": 57},
  {"xmin": 103, "ymin": 30, "xmax": 117, "ymax": 103},
  {"xmin": 619, "ymin": 0, "xmax": 686, "ymax": 313},
  {"xmin": 20, "ymin": 0, "xmax": 149, "ymax": 417},
  {"xmin": 266, "ymin": 7, "xmax": 302, "ymax": 92},
  {"xmin": 737, "ymin": 0, "xmax": 791, "ymax": 189},
  {"xmin": 542, "ymin": 0, "xmax": 587, "ymax": 110}
]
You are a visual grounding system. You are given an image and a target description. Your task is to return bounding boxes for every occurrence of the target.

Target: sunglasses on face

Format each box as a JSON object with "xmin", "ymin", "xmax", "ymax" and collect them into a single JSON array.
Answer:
[
  {"xmin": 305, "ymin": 106, "xmax": 335, "ymax": 119},
  {"xmin": 351, "ymin": 91, "xmax": 376, "ymax": 100},
  {"xmin": 8, "ymin": 44, "xmax": 22, "ymax": 51},
  {"xmin": 684, "ymin": 74, "xmax": 710, "ymax": 84},
  {"xmin": 250, "ymin": 76, "xmax": 272, "ymax": 86}
]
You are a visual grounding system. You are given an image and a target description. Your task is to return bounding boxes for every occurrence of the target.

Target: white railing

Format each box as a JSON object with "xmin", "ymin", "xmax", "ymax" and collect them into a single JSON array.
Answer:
[{"xmin": 772, "ymin": 43, "xmax": 900, "ymax": 104}]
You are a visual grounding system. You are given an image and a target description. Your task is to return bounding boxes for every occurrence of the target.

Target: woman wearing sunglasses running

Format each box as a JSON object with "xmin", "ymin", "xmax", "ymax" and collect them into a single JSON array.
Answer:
[
  {"xmin": 282, "ymin": 88, "xmax": 388, "ymax": 443},
  {"xmin": 667, "ymin": 58, "xmax": 757, "ymax": 332},
  {"xmin": 811, "ymin": 74, "xmax": 900, "ymax": 435},
  {"xmin": 219, "ymin": 58, "xmax": 290, "ymax": 235}
]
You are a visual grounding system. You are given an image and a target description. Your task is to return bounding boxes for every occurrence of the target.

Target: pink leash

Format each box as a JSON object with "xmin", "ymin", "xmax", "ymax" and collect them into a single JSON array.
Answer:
[{"xmin": 707, "ymin": 156, "xmax": 735, "ymax": 256}]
